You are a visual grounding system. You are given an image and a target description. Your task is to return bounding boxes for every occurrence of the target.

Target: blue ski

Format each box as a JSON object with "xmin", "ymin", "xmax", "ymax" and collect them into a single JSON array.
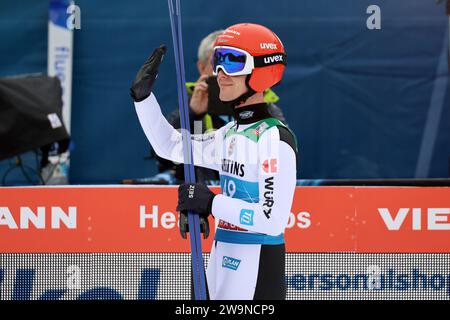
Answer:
[{"xmin": 167, "ymin": 0, "xmax": 207, "ymax": 300}]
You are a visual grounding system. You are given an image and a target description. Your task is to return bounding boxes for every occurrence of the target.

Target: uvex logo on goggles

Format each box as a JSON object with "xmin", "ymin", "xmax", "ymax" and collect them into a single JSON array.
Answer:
[
  {"xmin": 212, "ymin": 46, "xmax": 287, "ymax": 76},
  {"xmin": 255, "ymin": 53, "xmax": 287, "ymax": 67}
]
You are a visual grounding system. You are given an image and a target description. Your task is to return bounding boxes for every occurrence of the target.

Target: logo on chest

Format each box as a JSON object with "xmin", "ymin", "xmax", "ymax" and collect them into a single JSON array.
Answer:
[
  {"xmin": 228, "ymin": 136, "xmax": 237, "ymax": 156},
  {"xmin": 222, "ymin": 159, "xmax": 245, "ymax": 177}
]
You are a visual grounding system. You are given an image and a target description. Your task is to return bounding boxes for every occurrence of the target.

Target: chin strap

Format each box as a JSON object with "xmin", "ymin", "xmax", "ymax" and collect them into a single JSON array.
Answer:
[{"xmin": 220, "ymin": 75, "xmax": 256, "ymax": 109}]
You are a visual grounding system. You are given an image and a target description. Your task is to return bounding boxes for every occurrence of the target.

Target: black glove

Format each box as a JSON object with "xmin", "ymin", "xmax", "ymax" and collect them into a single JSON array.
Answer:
[
  {"xmin": 179, "ymin": 211, "xmax": 210, "ymax": 239},
  {"xmin": 130, "ymin": 44, "xmax": 167, "ymax": 102},
  {"xmin": 176, "ymin": 183, "xmax": 215, "ymax": 217}
]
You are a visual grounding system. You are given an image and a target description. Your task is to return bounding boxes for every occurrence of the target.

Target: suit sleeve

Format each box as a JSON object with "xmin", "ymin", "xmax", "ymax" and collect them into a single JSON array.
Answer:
[
  {"xmin": 211, "ymin": 126, "xmax": 297, "ymax": 236},
  {"xmin": 134, "ymin": 93, "xmax": 226, "ymax": 171}
]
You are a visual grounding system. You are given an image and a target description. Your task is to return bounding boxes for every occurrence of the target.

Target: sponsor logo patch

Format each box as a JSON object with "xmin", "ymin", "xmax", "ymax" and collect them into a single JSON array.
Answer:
[
  {"xmin": 228, "ymin": 137, "xmax": 237, "ymax": 156},
  {"xmin": 239, "ymin": 111, "xmax": 254, "ymax": 119},
  {"xmin": 264, "ymin": 55, "xmax": 284, "ymax": 64},
  {"xmin": 240, "ymin": 209, "xmax": 254, "ymax": 226},
  {"xmin": 222, "ymin": 256, "xmax": 241, "ymax": 271},
  {"xmin": 218, "ymin": 219, "xmax": 248, "ymax": 232},
  {"xmin": 222, "ymin": 159, "xmax": 245, "ymax": 177},
  {"xmin": 253, "ymin": 122, "xmax": 269, "ymax": 137},
  {"xmin": 262, "ymin": 159, "xmax": 278, "ymax": 173},
  {"xmin": 263, "ymin": 177, "xmax": 274, "ymax": 219}
]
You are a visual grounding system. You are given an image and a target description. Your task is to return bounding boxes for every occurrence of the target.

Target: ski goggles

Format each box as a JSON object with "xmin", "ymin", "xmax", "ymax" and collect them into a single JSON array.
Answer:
[
  {"xmin": 212, "ymin": 46, "xmax": 287, "ymax": 76},
  {"xmin": 212, "ymin": 46, "xmax": 254, "ymax": 76}
]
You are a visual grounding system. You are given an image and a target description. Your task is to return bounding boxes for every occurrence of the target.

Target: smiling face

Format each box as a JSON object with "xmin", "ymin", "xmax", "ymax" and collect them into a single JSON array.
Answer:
[{"xmin": 216, "ymin": 69, "xmax": 248, "ymax": 102}]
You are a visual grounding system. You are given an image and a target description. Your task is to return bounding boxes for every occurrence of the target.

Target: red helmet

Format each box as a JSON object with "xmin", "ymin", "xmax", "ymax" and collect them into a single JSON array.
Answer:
[{"xmin": 213, "ymin": 23, "xmax": 287, "ymax": 93}]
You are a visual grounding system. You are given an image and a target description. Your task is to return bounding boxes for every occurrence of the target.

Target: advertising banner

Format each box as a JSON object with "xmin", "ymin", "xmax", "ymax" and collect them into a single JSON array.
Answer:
[{"xmin": 0, "ymin": 186, "xmax": 449, "ymax": 253}]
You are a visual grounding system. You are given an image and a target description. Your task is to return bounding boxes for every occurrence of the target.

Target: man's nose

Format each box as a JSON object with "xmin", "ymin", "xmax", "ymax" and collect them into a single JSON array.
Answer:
[{"xmin": 217, "ymin": 69, "xmax": 229, "ymax": 79}]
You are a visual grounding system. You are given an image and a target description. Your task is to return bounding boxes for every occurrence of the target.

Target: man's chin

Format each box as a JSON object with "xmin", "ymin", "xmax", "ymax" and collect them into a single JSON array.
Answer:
[
  {"xmin": 219, "ymin": 94, "xmax": 232, "ymax": 103},
  {"xmin": 219, "ymin": 91, "xmax": 238, "ymax": 103}
]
